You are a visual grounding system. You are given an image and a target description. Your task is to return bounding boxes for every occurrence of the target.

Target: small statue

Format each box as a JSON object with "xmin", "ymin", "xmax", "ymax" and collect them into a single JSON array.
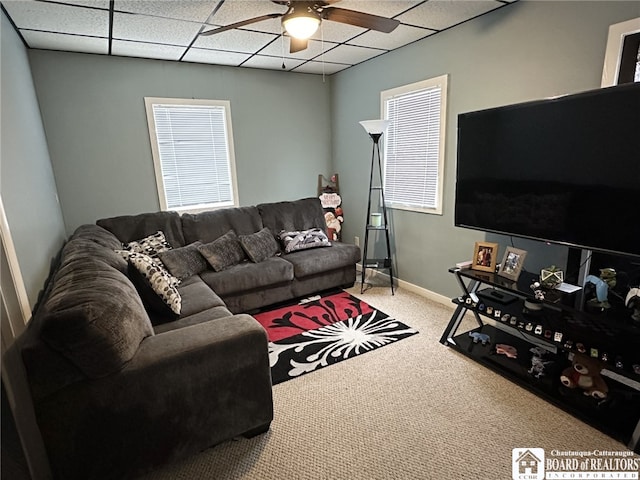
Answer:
[{"xmin": 585, "ymin": 268, "xmax": 617, "ymax": 310}]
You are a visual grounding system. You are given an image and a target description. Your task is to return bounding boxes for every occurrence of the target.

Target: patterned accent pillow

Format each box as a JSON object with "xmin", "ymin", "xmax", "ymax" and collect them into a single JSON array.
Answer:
[
  {"xmin": 128, "ymin": 252, "xmax": 181, "ymax": 317},
  {"xmin": 124, "ymin": 231, "xmax": 172, "ymax": 259},
  {"xmin": 239, "ymin": 228, "xmax": 280, "ymax": 263},
  {"xmin": 198, "ymin": 230, "xmax": 246, "ymax": 272},
  {"xmin": 157, "ymin": 241, "xmax": 208, "ymax": 280},
  {"xmin": 278, "ymin": 228, "xmax": 331, "ymax": 253}
]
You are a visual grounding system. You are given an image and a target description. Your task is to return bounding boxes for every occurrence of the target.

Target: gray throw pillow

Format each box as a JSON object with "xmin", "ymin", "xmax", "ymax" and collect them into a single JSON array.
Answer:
[
  {"xmin": 239, "ymin": 227, "xmax": 280, "ymax": 263},
  {"xmin": 157, "ymin": 241, "xmax": 207, "ymax": 280},
  {"xmin": 278, "ymin": 228, "xmax": 331, "ymax": 253},
  {"xmin": 198, "ymin": 230, "xmax": 246, "ymax": 272}
]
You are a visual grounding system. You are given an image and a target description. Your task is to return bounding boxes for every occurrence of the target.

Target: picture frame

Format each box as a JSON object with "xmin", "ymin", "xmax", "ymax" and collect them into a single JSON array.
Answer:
[
  {"xmin": 472, "ymin": 241, "xmax": 498, "ymax": 273},
  {"xmin": 498, "ymin": 246, "xmax": 527, "ymax": 281},
  {"xmin": 601, "ymin": 17, "xmax": 640, "ymax": 87}
]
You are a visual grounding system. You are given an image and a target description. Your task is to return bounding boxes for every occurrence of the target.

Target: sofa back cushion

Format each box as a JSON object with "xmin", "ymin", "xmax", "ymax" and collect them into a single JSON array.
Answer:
[
  {"xmin": 70, "ymin": 224, "xmax": 123, "ymax": 250},
  {"xmin": 258, "ymin": 197, "xmax": 327, "ymax": 239},
  {"xmin": 97, "ymin": 211, "xmax": 185, "ymax": 248},
  {"xmin": 181, "ymin": 206, "xmax": 263, "ymax": 244},
  {"xmin": 39, "ymin": 245, "xmax": 153, "ymax": 379}
]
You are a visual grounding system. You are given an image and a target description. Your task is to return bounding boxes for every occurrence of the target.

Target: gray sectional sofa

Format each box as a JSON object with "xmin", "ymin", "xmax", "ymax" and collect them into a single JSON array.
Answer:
[{"xmin": 3, "ymin": 197, "xmax": 361, "ymax": 480}]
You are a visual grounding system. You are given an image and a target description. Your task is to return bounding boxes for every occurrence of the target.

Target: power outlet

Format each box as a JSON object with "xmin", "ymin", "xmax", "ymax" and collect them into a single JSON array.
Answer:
[{"xmin": 354, "ymin": 236, "xmax": 360, "ymax": 247}]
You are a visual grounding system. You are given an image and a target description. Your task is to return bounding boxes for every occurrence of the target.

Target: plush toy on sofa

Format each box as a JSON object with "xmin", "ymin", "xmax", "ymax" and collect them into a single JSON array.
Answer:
[{"xmin": 560, "ymin": 353, "xmax": 608, "ymax": 399}]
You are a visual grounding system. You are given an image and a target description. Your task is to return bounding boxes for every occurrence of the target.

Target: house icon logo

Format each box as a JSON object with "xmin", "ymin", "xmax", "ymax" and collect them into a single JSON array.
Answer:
[{"xmin": 512, "ymin": 448, "xmax": 545, "ymax": 480}]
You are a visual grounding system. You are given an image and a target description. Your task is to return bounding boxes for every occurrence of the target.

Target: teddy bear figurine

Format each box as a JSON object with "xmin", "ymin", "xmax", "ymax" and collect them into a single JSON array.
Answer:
[{"xmin": 559, "ymin": 353, "xmax": 608, "ymax": 399}]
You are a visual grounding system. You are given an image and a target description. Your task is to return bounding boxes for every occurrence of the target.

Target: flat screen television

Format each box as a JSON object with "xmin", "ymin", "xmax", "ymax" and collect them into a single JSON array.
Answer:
[{"xmin": 455, "ymin": 82, "xmax": 640, "ymax": 258}]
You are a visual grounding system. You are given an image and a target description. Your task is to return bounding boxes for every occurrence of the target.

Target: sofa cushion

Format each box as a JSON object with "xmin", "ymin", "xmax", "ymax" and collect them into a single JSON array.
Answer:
[
  {"xmin": 281, "ymin": 242, "xmax": 361, "ymax": 278},
  {"xmin": 174, "ymin": 275, "xmax": 226, "ymax": 317},
  {"xmin": 60, "ymin": 237, "xmax": 128, "ymax": 274},
  {"xmin": 157, "ymin": 241, "xmax": 208, "ymax": 280},
  {"xmin": 239, "ymin": 227, "xmax": 280, "ymax": 263},
  {"xmin": 70, "ymin": 224, "xmax": 122, "ymax": 250},
  {"xmin": 258, "ymin": 197, "xmax": 327, "ymax": 236},
  {"xmin": 200, "ymin": 257, "xmax": 294, "ymax": 297},
  {"xmin": 153, "ymin": 306, "xmax": 233, "ymax": 334},
  {"xmin": 128, "ymin": 252, "xmax": 182, "ymax": 318},
  {"xmin": 181, "ymin": 206, "xmax": 263, "ymax": 244},
  {"xmin": 40, "ymin": 256, "xmax": 153, "ymax": 379},
  {"xmin": 198, "ymin": 230, "xmax": 246, "ymax": 272},
  {"xmin": 97, "ymin": 210, "xmax": 185, "ymax": 248},
  {"xmin": 278, "ymin": 227, "xmax": 331, "ymax": 253}
]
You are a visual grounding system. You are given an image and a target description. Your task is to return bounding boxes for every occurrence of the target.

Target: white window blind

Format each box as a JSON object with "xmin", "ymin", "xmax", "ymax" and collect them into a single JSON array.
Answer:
[
  {"xmin": 144, "ymin": 98, "xmax": 238, "ymax": 211},
  {"xmin": 382, "ymin": 75, "xmax": 448, "ymax": 215}
]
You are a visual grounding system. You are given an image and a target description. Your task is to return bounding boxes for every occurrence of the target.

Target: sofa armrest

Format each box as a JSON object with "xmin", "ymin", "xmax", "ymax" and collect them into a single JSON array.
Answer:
[{"xmin": 35, "ymin": 314, "xmax": 273, "ymax": 480}]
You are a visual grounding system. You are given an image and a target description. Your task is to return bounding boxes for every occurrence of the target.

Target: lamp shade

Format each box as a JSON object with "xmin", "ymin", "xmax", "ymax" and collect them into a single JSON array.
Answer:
[
  {"xmin": 283, "ymin": 11, "xmax": 320, "ymax": 39},
  {"xmin": 359, "ymin": 119, "xmax": 390, "ymax": 134}
]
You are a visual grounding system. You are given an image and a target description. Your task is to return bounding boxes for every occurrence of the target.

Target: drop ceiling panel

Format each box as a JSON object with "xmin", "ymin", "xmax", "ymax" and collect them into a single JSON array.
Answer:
[
  {"xmin": 194, "ymin": 28, "xmax": 276, "ymax": 53},
  {"xmin": 1, "ymin": 0, "xmax": 515, "ymax": 75},
  {"xmin": 292, "ymin": 60, "xmax": 350, "ymax": 75},
  {"xmin": 3, "ymin": 0, "xmax": 109, "ymax": 36},
  {"xmin": 398, "ymin": 0, "xmax": 502, "ymax": 31},
  {"xmin": 21, "ymin": 31, "xmax": 108, "ymax": 54},
  {"xmin": 318, "ymin": 44, "xmax": 386, "ymax": 64},
  {"xmin": 182, "ymin": 47, "xmax": 251, "ymax": 66},
  {"xmin": 241, "ymin": 54, "xmax": 305, "ymax": 71},
  {"xmin": 114, "ymin": 0, "xmax": 215, "ymax": 23},
  {"xmin": 112, "ymin": 39, "xmax": 186, "ymax": 60},
  {"xmin": 113, "ymin": 12, "xmax": 202, "ymax": 45},
  {"xmin": 348, "ymin": 24, "xmax": 434, "ymax": 50}
]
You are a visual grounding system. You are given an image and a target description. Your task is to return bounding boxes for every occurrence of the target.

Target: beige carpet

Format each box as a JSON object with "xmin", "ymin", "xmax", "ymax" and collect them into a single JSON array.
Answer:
[{"xmin": 139, "ymin": 285, "xmax": 636, "ymax": 480}]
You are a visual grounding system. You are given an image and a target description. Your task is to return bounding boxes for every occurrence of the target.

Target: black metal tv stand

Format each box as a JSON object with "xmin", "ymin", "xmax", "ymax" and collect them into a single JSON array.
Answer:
[{"xmin": 440, "ymin": 267, "xmax": 640, "ymax": 452}]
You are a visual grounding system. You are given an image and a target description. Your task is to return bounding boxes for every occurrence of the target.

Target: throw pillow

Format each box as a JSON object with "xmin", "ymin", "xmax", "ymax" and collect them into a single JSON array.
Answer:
[
  {"xmin": 128, "ymin": 252, "xmax": 181, "ymax": 318},
  {"xmin": 239, "ymin": 227, "xmax": 280, "ymax": 263},
  {"xmin": 124, "ymin": 231, "xmax": 172, "ymax": 259},
  {"xmin": 279, "ymin": 228, "xmax": 331, "ymax": 253},
  {"xmin": 198, "ymin": 230, "xmax": 246, "ymax": 272},
  {"xmin": 157, "ymin": 241, "xmax": 208, "ymax": 280}
]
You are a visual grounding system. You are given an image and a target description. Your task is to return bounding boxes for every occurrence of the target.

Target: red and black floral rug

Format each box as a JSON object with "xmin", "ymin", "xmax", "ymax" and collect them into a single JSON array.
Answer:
[{"xmin": 254, "ymin": 290, "xmax": 418, "ymax": 385}]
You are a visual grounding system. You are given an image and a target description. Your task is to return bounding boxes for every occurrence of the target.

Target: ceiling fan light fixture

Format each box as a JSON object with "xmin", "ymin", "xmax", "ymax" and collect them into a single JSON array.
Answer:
[{"xmin": 282, "ymin": 8, "xmax": 320, "ymax": 39}]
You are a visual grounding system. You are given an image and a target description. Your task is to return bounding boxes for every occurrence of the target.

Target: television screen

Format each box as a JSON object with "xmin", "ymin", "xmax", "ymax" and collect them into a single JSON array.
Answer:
[{"xmin": 455, "ymin": 82, "xmax": 640, "ymax": 257}]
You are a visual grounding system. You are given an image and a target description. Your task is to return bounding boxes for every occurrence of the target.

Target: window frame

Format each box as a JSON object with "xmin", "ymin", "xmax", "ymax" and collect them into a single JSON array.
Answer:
[
  {"xmin": 380, "ymin": 74, "xmax": 448, "ymax": 215},
  {"xmin": 144, "ymin": 97, "xmax": 239, "ymax": 213}
]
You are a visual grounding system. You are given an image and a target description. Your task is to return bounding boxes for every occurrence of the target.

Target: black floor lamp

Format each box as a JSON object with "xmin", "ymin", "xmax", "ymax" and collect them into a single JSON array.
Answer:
[{"xmin": 359, "ymin": 119, "xmax": 394, "ymax": 294}]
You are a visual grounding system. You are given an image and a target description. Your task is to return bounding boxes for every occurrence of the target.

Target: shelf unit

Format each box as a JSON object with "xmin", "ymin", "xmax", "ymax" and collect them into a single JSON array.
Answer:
[
  {"xmin": 361, "ymin": 150, "xmax": 394, "ymax": 294},
  {"xmin": 440, "ymin": 267, "xmax": 640, "ymax": 452}
]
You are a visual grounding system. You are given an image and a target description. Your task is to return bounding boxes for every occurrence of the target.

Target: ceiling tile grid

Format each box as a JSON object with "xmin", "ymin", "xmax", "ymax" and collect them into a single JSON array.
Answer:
[{"xmin": 1, "ymin": 0, "xmax": 515, "ymax": 75}]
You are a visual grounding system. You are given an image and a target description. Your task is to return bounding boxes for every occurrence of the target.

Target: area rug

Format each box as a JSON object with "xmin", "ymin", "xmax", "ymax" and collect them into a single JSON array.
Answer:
[{"xmin": 254, "ymin": 290, "xmax": 418, "ymax": 385}]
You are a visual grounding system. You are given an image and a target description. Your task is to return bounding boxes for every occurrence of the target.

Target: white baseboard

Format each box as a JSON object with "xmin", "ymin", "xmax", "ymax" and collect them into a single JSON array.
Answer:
[{"xmin": 356, "ymin": 263, "xmax": 451, "ymax": 307}]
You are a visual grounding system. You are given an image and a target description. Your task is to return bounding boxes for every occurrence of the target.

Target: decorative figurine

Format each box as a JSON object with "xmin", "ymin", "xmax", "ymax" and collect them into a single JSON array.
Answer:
[
  {"xmin": 496, "ymin": 344, "xmax": 518, "ymax": 358},
  {"xmin": 529, "ymin": 347, "xmax": 554, "ymax": 379},
  {"xmin": 469, "ymin": 332, "xmax": 491, "ymax": 346},
  {"xmin": 585, "ymin": 268, "xmax": 617, "ymax": 310},
  {"xmin": 540, "ymin": 265, "xmax": 564, "ymax": 289},
  {"xmin": 560, "ymin": 353, "xmax": 608, "ymax": 399}
]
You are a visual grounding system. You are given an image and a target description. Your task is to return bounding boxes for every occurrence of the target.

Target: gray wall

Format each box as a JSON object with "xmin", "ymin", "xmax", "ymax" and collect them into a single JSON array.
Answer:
[
  {"xmin": 1, "ymin": 13, "xmax": 67, "ymax": 309},
  {"xmin": 27, "ymin": 51, "xmax": 333, "ymax": 234},
  {"xmin": 331, "ymin": 1, "xmax": 639, "ymax": 298}
]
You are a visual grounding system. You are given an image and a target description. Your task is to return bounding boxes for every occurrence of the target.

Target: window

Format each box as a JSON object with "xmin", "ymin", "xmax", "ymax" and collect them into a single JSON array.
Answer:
[
  {"xmin": 144, "ymin": 97, "xmax": 238, "ymax": 212},
  {"xmin": 381, "ymin": 75, "xmax": 448, "ymax": 215}
]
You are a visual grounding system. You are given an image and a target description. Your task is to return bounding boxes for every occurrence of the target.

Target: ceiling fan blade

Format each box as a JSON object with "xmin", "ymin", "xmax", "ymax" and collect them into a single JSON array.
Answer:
[
  {"xmin": 323, "ymin": 7, "xmax": 400, "ymax": 33},
  {"xmin": 201, "ymin": 13, "xmax": 282, "ymax": 36},
  {"xmin": 289, "ymin": 37, "xmax": 308, "ymax": 53}
]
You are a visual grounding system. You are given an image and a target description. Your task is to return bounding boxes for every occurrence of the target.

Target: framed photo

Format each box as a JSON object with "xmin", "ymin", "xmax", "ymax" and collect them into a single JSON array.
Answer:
[
  {"xmin": 498, "ymin": 247, "xmax": 527, "ymax": 281},
  {"xmin": 472, "ymin": 241, "xmax": 498, "ymax": 273},
  {"xmin": 601, "ymin": 17, "xmax": 640, "ymax": 86}
]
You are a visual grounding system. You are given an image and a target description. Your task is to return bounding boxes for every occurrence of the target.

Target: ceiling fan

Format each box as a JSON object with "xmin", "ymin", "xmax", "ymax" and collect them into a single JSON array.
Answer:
[{"xmin": 200, "ymin": 0, "xmax": 401, "ymax": 53}]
